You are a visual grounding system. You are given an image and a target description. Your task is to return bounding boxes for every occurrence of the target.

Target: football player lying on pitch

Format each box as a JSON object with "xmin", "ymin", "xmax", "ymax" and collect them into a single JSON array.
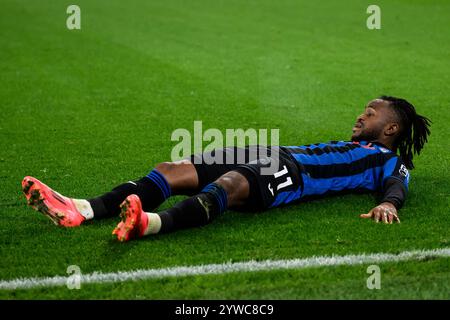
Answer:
[{"xmin": 22, "ymin": 96, "xmax": 431, "ymax": 241}]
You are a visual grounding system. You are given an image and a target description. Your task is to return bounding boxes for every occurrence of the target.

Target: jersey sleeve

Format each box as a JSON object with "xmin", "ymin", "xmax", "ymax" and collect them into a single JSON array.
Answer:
[{"xmin": 380, "ymin": 156, "xmax": 410, "ymax": 209}]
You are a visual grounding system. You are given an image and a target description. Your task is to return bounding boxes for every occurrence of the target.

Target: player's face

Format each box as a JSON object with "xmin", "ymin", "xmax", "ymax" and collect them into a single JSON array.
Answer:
[{"xmin": 351, "ymin": 99, "xmax": 392, "ymax": 142}]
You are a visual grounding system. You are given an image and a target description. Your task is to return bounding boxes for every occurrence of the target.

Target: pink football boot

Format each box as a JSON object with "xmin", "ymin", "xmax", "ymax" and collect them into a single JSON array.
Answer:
[
  {"xmin": 112, "ymin": 194, "xmax": 148, "ymax": 242},
  {"xmin": 22, "ymin": 176, "xmax": 85, "ymax": 227}
]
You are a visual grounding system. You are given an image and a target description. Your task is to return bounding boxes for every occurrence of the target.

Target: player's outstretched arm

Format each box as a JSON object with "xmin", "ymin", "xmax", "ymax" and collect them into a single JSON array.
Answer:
[{"xmin": 360, "ymin": 202, "xmax": 400, "ymax": 224}]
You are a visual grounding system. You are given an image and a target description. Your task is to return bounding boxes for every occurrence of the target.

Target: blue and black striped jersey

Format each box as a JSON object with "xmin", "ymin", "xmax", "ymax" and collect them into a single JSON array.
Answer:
[{"xmin": 279, "ymin": 140, "xmax": 410, "ymax": 208}]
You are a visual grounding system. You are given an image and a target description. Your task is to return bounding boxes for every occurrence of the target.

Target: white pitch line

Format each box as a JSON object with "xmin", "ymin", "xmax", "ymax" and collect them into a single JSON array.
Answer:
[{"xmin": 1, "ymin": 248, "xmax": 449, "ymax": 291}]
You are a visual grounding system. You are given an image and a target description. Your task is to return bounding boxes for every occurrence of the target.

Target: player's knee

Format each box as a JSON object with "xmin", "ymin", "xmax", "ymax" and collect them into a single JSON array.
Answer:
[
  {"xmin": 155, "ymin": 160, "xmax": 192, "ymax": 175},
  {"xmin": 215, "ymin": 171, "xmax": 249, "ymax": 205},
  {"xmin": 155, "ymin": 162, "xmax": 175, "ymax": 175},
  {"xmin": 154, "ymin": 160, "xmax": 198, "ymax": 192}
]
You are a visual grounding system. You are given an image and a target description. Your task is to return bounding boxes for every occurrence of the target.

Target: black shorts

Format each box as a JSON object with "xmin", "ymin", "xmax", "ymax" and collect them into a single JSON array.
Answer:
[{"xmin": 189, "ymin": 146, "xmax": 302, "ymax": 211}]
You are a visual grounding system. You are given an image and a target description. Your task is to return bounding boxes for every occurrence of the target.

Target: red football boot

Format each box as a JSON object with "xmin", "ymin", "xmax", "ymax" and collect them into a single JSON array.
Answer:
[
  {"xmin": 112, "ymin": 194, "xmax": 149, "ymax": 242},
  {"xmin": 22, "ymin": 176, "xmax": 85, "ymax": 227}
]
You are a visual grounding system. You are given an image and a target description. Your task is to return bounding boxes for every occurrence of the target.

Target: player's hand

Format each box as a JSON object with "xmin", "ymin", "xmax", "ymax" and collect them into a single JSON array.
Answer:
[{"xmin": 360, "ymin": 202, "xmax": 400, "ymax": 224}]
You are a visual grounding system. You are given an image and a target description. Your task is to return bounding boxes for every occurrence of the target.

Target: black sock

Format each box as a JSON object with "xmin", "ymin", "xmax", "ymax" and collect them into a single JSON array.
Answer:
[
  {"xmin": 158, "ymin": 182, "xmax": 228, "ymax": 233},
  {"xmin": 88, "ymin": 169, "xmax": 171, "ymax": 219}
]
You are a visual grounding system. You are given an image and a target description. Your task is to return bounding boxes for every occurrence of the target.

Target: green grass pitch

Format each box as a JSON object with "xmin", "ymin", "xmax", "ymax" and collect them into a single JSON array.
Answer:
[{"xmin": 0, "ymin": 0, "xmax": 449, "ymax": 299}]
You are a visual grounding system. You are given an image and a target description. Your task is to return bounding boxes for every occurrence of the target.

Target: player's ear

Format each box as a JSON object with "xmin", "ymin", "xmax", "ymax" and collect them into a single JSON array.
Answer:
[{"xmin": 384, "ymin": 122, "xmax": 399, "ymax": 137}]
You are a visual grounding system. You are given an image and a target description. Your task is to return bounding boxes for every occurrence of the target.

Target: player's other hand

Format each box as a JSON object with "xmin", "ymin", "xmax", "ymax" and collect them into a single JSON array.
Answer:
[{"xmin": 360, "ymin": 202, "xmax": 400, "ymax": 224}]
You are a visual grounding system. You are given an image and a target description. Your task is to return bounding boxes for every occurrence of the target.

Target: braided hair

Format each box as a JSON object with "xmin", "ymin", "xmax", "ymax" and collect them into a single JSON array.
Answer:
[{"xmin": 380, "ymin": 96, "xmax": 431, "ymax": 170}]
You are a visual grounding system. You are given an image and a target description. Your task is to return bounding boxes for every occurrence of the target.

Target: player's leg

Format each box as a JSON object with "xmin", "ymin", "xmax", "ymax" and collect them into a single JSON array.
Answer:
[
  {"xmin": 113, "ymin": 146, "xmax": 302, "ymax": 241},
  {"xmin": 112, "ymin": 170, "xmax": 251, "ymax": 241},
  {"xmin": 143, "ymin": 147, "xmax": 263, "ymax": 234},
  {"xmin": 146, "ymin": 160, "xmax": 299, "ymax": 235},
  {"xmin": 22, "ymin": 159, "xmax": 200, "ymax": 227},
  {"xmin": 87, "ymin": 160, "xmax": 199, "ymax": 219}
]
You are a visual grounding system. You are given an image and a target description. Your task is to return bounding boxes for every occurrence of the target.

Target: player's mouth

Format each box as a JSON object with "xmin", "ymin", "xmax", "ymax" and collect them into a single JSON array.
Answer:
[{"xmin": 352, "ymin": 122, "xmax": 363, "ymax": 133}]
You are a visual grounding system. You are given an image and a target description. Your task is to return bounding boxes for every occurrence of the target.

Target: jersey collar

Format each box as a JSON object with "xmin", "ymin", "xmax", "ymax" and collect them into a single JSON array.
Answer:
[{"xmin": 369, "ymin": 141, "xmax": 394, "ymax": 152}]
